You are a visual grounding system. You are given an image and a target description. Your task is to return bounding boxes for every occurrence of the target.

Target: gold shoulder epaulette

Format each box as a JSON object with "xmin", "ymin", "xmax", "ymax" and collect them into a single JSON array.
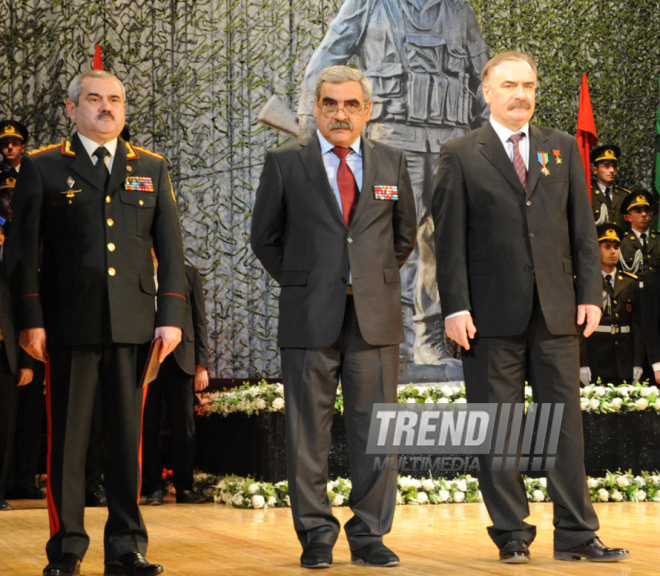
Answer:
[
  {"xmin": 132, "ymin": 145, "xmax": 164, "ymax": 160},
  {"xmin": 622, "ymin": 270, "xmax": 638, "ymax": 279},
  {"xmin": 28, "ymin": 142, "xmax": 64, "ymax": 156},
  {"xmin": 619, "ymin": 187, "xmax": 632, "ymax": 194}
]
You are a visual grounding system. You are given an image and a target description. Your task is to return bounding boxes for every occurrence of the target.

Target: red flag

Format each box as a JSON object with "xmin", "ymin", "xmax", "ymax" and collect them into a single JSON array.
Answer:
[
  {"xmin": 576, "ymin": 73, "xmax": 597, "ymax": 202},
  {"xmin": 93, "ymin": 45, "xmax": 103, "ymax": 70}
]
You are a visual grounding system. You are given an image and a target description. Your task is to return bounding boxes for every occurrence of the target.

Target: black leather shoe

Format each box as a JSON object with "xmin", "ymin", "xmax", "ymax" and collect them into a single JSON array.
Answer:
[
  {"xmin": 499, "ymin": 539, "xmax": 530, "ymax": 563},
  {"xmin": 554, "ymin": 537, "xmax": 630, "ymax": 562},
  {"xmin": 351, "ymin": 542, "xmax": 400, "ymax": 567},
  {"xmin": 0, "ymin": 499, "xmax": 11, "ymax": 510},
  {"xmin": 85, "ymin": 485, "xmax": 107, "ymax": 507},
  {"xmin": 300, "ymin": 543, "xmax": 333, "ymax": 569},
  {"xmin": 13, "ymin": 484, "xmax": 47, "ymax": 499},
  {"xmin": 43, "ymin": 553, "xmax": 81, "ymax": 576},
  {"xmin": 175, "ymin": 489, "xmax": 207, "ymax": 504},
  {"xmin": 104, "ymin": 552, "xmax": 163, "ymax": 575},
  {"xmin": 145, "ymin": 489, "xmax": 164, "ymax": 505}
]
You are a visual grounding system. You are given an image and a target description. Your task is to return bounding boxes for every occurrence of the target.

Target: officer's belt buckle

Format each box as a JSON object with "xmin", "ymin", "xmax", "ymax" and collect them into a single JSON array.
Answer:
[{"xmin": 611, "ymin": 325, "xmax": 620, "ymax": 335}]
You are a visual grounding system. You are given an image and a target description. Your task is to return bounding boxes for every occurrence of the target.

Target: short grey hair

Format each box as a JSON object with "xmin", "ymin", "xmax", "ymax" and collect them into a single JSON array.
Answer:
[
  {"xmin": 68, "ymin": 70, "xmax": 126, "ymax": 105},
  {"xmin": 315, "ymin": 66, "xmax": 372, "ymax": 103},
  {"xmin": 481, "ymin": 51, "xmax": 538, "ymax": 85}
]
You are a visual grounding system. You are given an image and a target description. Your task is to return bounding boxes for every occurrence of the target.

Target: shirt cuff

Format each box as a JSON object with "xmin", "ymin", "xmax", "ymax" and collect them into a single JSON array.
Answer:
[{"xmin": 445, "ymin": 310, "xmax": 471, "ymax": 320}]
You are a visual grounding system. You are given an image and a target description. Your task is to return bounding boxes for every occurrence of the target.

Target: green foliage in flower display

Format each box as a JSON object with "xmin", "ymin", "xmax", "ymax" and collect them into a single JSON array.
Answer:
[
  {"xmin": 195, "ymin": 380, "xmax": 660, "ymax": 417},
  {"xmin": 189, "ymin": 470, "xmax": 660, "ymax": 509}
]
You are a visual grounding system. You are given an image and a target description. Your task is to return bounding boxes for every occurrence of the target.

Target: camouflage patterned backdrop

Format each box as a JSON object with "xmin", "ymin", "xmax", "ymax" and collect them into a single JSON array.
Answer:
[{"xmin": 0, "ymin": 0, "xmax": 659, "ymax": 377}]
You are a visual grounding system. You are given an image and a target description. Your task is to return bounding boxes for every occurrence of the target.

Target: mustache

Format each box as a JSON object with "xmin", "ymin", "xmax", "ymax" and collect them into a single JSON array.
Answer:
[
  {"xmin": 507, "ymin": 100, "xmax": 532, "ymax": 111},
  {"xmin": 97, "ymin": 111, "xmax": 115, "ymax": 120},
  {"xmin": 328, "ymin": 119, "xmax": 353, "ymax": 130}
]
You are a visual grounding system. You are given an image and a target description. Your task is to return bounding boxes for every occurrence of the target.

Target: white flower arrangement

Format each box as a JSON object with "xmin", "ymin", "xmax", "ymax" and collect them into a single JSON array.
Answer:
[
  {"xmin": 191, "ymin": 469, "xmax": 660, "ymax": 509},
  {"xmin": 196, "ymin": 381, "xmax": 660, "ymax": 418}
]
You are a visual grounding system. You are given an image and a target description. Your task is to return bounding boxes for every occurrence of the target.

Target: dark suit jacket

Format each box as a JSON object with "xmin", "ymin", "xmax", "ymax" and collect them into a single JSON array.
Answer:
[
  {"xmin": 251, "ymin": 134, "xmax": 416, "ymax": 348},
  {"xmin": 0, "ymin": 261, "xmax": 21, "ymax": 374},
  {"xmin": 642, "ymin": 269, "xmax": 660, "ymax": 365},
  {"xmin": 8, "ymin": 135, "xmax": 186, "ymax": 344},
  {"xmin": 171, "ymin": 264, "xmax": 208, "ymax": 376},
  {"xmin": 433, "ymin": 123, "xmax": 601, "ymax": 337}
]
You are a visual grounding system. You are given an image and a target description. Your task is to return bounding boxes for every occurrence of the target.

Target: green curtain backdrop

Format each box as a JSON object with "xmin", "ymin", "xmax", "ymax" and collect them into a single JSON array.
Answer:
[{"xmin": 1, "ymin": 0, "xmax": 659, "ymax": 377}]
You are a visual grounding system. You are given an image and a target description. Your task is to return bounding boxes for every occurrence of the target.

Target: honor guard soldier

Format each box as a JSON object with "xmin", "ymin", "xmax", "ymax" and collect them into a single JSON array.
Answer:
[
  {"xmin": 590, "ymin": 145, "xmax": 630, "ymax": 228},
  {"xmin": 580, "ymin": 224, "xmax": 644, "ymax": 385},
  {"xmin": 618, "ymin": 190, "xmax": 660, "ymax": 280},
  {"xmin": 0, "ymin": 120, "xmax": 28, "ymax": 176}
]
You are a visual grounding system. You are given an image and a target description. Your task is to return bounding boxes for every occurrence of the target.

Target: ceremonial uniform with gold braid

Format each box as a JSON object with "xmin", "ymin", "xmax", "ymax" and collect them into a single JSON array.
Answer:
[
  {"xmin": 7, "ymin": 134, "xmax": 186, "ymax": 564},
  {"xmin": 590, "ymin": 183, "xmax": 630, "ymax": 229},
  {"xmin": 579, "ymin": 270, "xmax": 643, "ymax": 383}
]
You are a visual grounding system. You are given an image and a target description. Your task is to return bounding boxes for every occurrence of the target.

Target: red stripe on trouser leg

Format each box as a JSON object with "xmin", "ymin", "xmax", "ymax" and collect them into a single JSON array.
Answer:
[
  {"xmin": 137, "ymin": 383, "xmax": 149, "ymax": 504},
  {"xmin": 44, "ymin": 359, "xmax": 60, "ymax": 536}
]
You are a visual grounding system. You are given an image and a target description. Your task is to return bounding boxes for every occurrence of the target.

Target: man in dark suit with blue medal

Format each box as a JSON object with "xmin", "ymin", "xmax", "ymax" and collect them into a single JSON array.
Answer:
[{"xmin": 433, "ymin": 51, "xmax": 629, "ymax": 564}]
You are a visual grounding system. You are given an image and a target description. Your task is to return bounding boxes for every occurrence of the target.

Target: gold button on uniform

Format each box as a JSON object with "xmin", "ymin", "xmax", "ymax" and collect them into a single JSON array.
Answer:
[
  {"xmin": 139, "ymin": 199, "xmax": 144, "ymax": 206},
  {"xmin": 106, "ymin": 196, "xmax": 111, "ymax": 204},
  {"xmin": 107, "ymin": 243, "xmax": 116, "ymax": 252},
  {"xmin": 107, "ymin": 218, "xmax": 114, "ymax": 226},
  {"xmin": 108, "ymin": 267, "xmax": 116, "ymax": 276}
]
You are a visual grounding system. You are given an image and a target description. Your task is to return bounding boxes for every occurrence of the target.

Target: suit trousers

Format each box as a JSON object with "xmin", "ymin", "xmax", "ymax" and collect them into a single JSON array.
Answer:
[
  {"xmin": 46, "ymin": 343, "xmax": 147, "ymax": 562},
  {"xmin": 280, "ymin": 296, "xmax": 399, "ymax": 551},
  {"xmin": 10, "ymin": 361, "xmax": 45, "ymax": 493},
  {"xmin": 462, "ymin": 288, "xmax": 599, "ymax": 550},
  {"xmin": 0, "ymin": 345, "xmax": 18, "ymax": 500},
  {"xmin": 142, "ymin": 355, "xmax": 196, "ymax": 494}
]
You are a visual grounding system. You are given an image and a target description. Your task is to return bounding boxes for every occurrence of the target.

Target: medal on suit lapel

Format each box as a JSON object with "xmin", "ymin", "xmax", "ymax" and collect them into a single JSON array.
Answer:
[
  {"xmin": 537, "ymin": 152, "xmax": 550, "ymax": 176},
  {"xmin": 552, "ymin": 149, "xmax": 562, "ymax": 164}
]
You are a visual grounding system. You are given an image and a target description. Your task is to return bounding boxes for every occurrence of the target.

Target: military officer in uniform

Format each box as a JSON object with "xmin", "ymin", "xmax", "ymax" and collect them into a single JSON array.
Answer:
[
  {"xmin": 590, "ymin": 145, "xmax": 630, "ymax": 229},
  {"xmin": 580, "ymin": 224, "xmax": 644, "ymax": 385},
  {"xmin": 618, "ymin": 190, "xmax": 660, "ymax": 279},
  {"xmin": 8, "ymin": 70, "xmax": 186, "ymax": 576}
]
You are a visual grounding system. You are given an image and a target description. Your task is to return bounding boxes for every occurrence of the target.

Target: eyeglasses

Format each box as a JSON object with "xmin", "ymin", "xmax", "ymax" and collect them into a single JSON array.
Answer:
[{"xmin": 319, "ymin": 100, "xmax": 365, "ymax": 117}]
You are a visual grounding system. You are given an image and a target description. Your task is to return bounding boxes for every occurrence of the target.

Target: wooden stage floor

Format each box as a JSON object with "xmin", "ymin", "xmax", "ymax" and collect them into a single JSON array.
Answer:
[{"xmin": 0, "ymin": 500, "xmax": 656, "ymax": 575}]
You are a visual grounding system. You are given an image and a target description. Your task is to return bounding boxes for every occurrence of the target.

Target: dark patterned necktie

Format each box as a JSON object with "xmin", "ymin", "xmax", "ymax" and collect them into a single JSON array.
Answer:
[
  {"xmin": 605, "ymin": 274, "xmax": 614, "ymax": 294},
  {"xmin": 332, "ymin": 146, "xmax": 359, "ymax": 226},
  {"xmin": 508, "ymin": 133, "xmax": 527, "ymax": 191},
  {"xmin": 641, "ymin": 233, "xmax": 648, "ymax": 253},
  {"xmin": 93, "ymin": 146, "xmax": 110, "ymax": 189}
]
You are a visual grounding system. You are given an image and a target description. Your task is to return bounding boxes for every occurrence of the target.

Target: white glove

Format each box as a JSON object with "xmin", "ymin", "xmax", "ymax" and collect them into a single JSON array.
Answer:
[
  {"xmin": 633, "ymin": 366, "xmax": 644, "ymax": 384},
  {"xmin": 580, "ymin": 367, "xmax": 592, "ymax": 386}
]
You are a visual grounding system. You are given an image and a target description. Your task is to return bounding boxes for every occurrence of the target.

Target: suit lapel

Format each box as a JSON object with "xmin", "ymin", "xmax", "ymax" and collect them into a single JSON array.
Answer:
[
  {"xmin": 351, "ymin": 136, "xmax": 376, "ymax": 225},
  {"xmin": 298, "ymin": 136, "xmax": 347, "ymax": 228},
  {"xmin": 526, "ymin": 125, "xmax": 544, "ymax": 198},
  {"xmin": 478, "ymin": 124, "xmax": 526, "ymax": 195},
  {"xmin": 68, "ymin": 133, "xmax": 104, "ymax": 191}
]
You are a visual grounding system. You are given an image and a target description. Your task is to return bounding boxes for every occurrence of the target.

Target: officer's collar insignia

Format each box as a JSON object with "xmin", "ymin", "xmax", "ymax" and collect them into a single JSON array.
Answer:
[
  {"xmin": 125, "ymin": 141, "xmax": 140, "ymax": 160},
  {"xmin": 61, "ymin": 140, "xmax": 76, "ymax": 157}
]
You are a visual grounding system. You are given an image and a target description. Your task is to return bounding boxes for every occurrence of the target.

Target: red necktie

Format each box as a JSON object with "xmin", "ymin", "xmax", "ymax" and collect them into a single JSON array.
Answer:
[
  {"xmin": 508, "ymin": 133, "xmax": 527, "ymax": 191},
  {"xmin": 332, "ymin": 146, "xmax": 359, "ymax": 226}
]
